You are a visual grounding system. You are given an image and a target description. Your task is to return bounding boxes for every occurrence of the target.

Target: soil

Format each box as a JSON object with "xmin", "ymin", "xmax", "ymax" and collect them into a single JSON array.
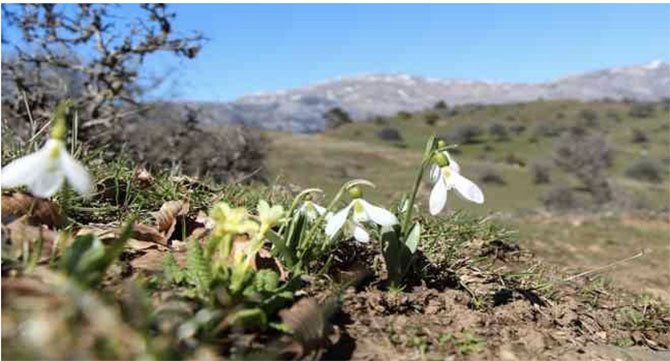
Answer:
[{"xmin": 311, "ymin": 241, "xmax": 670, "ymax": 361}]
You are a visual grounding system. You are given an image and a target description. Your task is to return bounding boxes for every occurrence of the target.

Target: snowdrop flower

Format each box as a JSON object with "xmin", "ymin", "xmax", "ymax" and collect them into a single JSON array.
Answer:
[
  {"xmin": 1, "ymin": 113, "xmax": 92, "ymax": 198},
  {"xmin": 297, "ymin": 195, "xmax": 327, "ymax": 222},
  {"xmin": 429, "ymin": 152, "xmax": 484, "ymax": 215},
  {"xmin": 430, "ymin": 141, "xmax": 460, "ymax": 183},
  {"xmin": 325, "ymin": 186, "xmax": 398, "ymax": 242}
]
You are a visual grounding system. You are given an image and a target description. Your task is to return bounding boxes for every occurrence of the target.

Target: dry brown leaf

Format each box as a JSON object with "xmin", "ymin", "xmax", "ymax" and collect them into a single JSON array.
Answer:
[
  {"xmin": 131, "ymin": 223, "xmax": 168, "ymax": 245},
  {"xmin": 151, "ymin": 200, "xmax": 207, "ymax": 242},
  {"xmin": 278, "ymin": 296, "xmax": 340, "ymax": 358},
  {"xmin": 133, "ymin": 167, "xmax": 154, "ymax": 189},
  {"xmin": 3, "ymin": 216, "xmax": 60, "ymax": 262},
  {"xmin": 129, "ymin": 248, "xmax": 168, "ymax": 273},
  {"xmin": 154, "ymin": 200, "xmax": 189, "ymax": 235},
  {"xmin": 1, "ymin": 192, "xmax": 65, "ymax": 228}
]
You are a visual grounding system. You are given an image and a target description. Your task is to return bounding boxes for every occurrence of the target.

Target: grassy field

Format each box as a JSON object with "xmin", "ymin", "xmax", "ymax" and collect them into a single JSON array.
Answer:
[
  {"xmin": 2, "ymin": 99, "xmax": 669, "ymax": 360},
  {"xmin": 266, "ymin": 99, "xmax": 670, "ymax": 305},
  {"xmin": 266, "ymin": 100, "xmax": 670, "ymax": 214}
]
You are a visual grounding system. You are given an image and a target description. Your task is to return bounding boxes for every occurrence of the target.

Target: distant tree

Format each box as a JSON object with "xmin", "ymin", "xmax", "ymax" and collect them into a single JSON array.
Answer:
[
  {"xmin": 324, "ymin": 107, "xmax": 352, "ymax": 128},
  {"xmin": 479, "ymin": 167, "xmax": 506, "ymax": 185},
  {"xmin": 1, "ymin": 3, "xmax": 204, "ymax": 141},
  {"xmin": 396, "ymin": 111, "xmax": 412, "ymax": 120},
  {"xmin": 629, "ymin": 102, "xmax": 655, "ymax": 118},
  {"xmin": 433, "ymin": 100, "xmax": 448, "ymax": 110},
  {"xmin": 624, "ymin": 159, "xmax": 663, "ymax": 183},
  {"xmin": 424, "ymin": 112, "xmax": 439, "ymax": 126},
  {"xmin": 630, "ymin": 129, "xmax": 649, "ymax": 144},
  {"xmin": 662, "ymin": 97, "xmax": 670, "ymax": 112},
  {"xmin": 445, "ymin": 124, "xmax": 483, "ymax": 144},
  {"xmin": 554, "ymin": 130, "xmax": 613, "ymax": 205},
  {"xmin": 542, "ymin": 186, "xmax": 579, "ymax": 211},
  {"xmin": 489, "ymin": 122, "xmax": 509, "ymax": 141},
  {"xmin": 509, "ymin": 124, "xmax": 526, "ymax": 135},
  {"xmin": 531, "ymin": 161, "xmax": 551, "ymax": 184},
  {"xmin": 373, "ymin": 116, "xmax": 387, "ymax": 125},
  {"xmin": 376, "ymin": 127, "xmax": 403, "ymax": 142},
  {"xmin": 579, "ymin": 109, "xmax": 599, "ymax": 127}
]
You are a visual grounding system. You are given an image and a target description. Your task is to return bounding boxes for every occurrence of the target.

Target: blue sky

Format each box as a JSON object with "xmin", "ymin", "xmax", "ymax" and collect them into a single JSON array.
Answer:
[{"xmin": 4, "ymin": 4, "xmax": 670, "ymax": 101}]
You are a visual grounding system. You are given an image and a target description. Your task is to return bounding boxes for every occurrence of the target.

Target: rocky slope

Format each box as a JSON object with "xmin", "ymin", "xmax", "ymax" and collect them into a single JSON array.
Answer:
[{"xmin": 180, "ymin": 60, "xmax": 670, "ymax": 132}]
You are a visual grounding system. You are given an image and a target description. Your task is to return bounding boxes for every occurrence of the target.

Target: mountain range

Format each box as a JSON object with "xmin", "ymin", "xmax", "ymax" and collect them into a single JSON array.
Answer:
[{"xmin": 176, "ymin": 60, "xmax": 670, "ymax": 133}]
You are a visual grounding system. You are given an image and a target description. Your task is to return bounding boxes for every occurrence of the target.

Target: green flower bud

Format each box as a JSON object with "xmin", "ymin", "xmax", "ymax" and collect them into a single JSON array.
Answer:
[
  {"xmin": 348, "ymin": 185, "xmax": 363, "ymax": 199},
  {"xmin": 437, "ymin": 139, "xmax": 447, "ymax": 149},
  {"xmin": 432, "ymin": 152, "xmax": 450, "ymax": 167},
  {"xmin": 50, "ymin": 101, "xmax": 72, "ymax": 141}
]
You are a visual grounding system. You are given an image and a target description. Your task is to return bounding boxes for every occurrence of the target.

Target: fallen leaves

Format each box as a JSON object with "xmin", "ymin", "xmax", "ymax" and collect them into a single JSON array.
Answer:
[
  {"xmin": 1, "ymin": 192, "xmax": 65, "ymax": 228},
  {"xmin": 133, "ymin": 167, "xmax": 154, "ymax": 189},
  {"xmin": 153, "ymin": 200, "xmax": 190, "ymax": 240},
  {"xmin": 278, "ymin": 295, "xmax": 341, "ymax": 359},
  {"xmin": 2, "ymin": 216, "xmax": 60, "ymax": 263}
]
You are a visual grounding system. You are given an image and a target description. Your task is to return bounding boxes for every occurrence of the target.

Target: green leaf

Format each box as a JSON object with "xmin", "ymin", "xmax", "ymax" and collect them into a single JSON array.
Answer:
[
  {"xmin": 163, "ymin": 253, "xmax": 186, "ymax": 284},
  {"xmin": 186, "ymin": 239, "xmax": 212, "ymax": 297},
  {"xmin": 60, "ymin": 234, "xmax": 95, "ymax": 275},
  {"xmin": 405, "ymin": 222, "xmax": 421, "ymax": 254},
  {"xmin": 226, "ymin": 308, "xmax": 267, "ymax": 330}
]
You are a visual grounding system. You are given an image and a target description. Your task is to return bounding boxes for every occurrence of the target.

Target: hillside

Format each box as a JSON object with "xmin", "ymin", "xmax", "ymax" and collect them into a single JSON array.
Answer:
[
  {"xmin": 265, "ymin": 98, "xmax": 670, "ymax": 302},
  {"xmin": 174, "ymin": 61, "xmax": 670, "ymax": 132},
  {"xmin": 266, "ymin": 99, "xmax": 670, "ymax": 213}
]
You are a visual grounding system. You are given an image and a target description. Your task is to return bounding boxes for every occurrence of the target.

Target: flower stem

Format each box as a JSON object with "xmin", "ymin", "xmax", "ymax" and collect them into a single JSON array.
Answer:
[{"xmin": 401, "ymin": 136, "xmax": 437, "ymax": 236}]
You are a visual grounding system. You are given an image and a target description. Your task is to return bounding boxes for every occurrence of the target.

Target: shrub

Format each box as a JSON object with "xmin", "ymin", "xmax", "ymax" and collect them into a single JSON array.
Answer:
[
  {"xmin": 396, "ymin": 111, "xmax": 412, "ymax": 120},
  {"xmin": 424, "ymin": 112, "xmax": 440, "ymax": 126},
  {"xmin": 662, "ymin": 98, "xmax": 670, "ymax": 112},
  {"xmin": 553, "ymin": 131, "xmax": 613, "ymax": 205},
  {"xmin": 434, "ymin": 100, "xmax": 448, "ymax": 110},
  {"xmin": 446, "ymin": 124, "xmax": 483, "ymax": 144},
  {"xmin": 122, "ymin": 109, "xmax": 266, "ymax": 183},
  {"xmin": 530, "ymin": 161, "xmax": 552, "ymax": 184},
  {"xmin": 624, "ymin": 159, "xmax": 664, "ymax": 183},
  {"xmin": 373, "ymin": 116, "xmax": 388, "ymax": 125},
  {"xmin": 377, "ymin": 127, "xmax": 403, "ymax": 142},
  {"xmin": 532, "ymin": 121, "xmax": 563, "ymax": 138},
  {"xmin": 509, "ymin": 124, "xmax": 526, "ymax": 135},
  {"xmin": 503, "ymin": 153, "xmax": 526, "ymax": 168},
  {"xmin": 542, "ymin": 186, "xmax": 578, "ymax": 211},
  {"xmin": 606, "ymin": 111, "xmax": 622, "ymax": 122},
  {"xmin": 324, "ymin": 107, "xmax": 353, "ymax": 128},
  {"xmin": 579, "ymin": 109, "xmax": 599, "ymax": 127},
  {"xmin": 489, "ymin": 123, "xmax": 509, "ymax": 141},
  {"xmin": 630, "ymin": 129, "xmax": 649, "ymax": 144},
  {"xmin": 629, "ymin": 102, "xmax": 655, "ymax": 118},
  {"xmin": 479, "ymin": 167, "xmax": 506, "ymax": 185}
]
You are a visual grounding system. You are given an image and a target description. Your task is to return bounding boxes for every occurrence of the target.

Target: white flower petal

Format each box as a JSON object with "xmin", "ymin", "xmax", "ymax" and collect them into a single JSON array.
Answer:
[
  {"xmin": 325, "ymin": 203, "xmax": 352, "ymax": 238},
  {"xmin": 313, "ymin": 203, "xmax": 327, "ymax": 215},
  {"xmin": 429, "ymin": 164, "xmax": 441, "ymax": 183},
  {"xmin": 429, "ymin": 176, "xmax": 448, "ymax": 215},
  {"xmin": 359, "ymin": 199, "xmax": 398, "ymax": 226},
  {"xmin": 60, "ymin": 148, "xmax": 93, "ymax": 196},
  {"xmin": 445, "ymin": 152, "xmax": 461, "ymax": 173},
  {"xmin": 28, "ymin": 166, "xmax": 65, "ymax": 198},
  {"xmin": 353, "ymin": 224, "xmax": 370, "ymax": 243},
  {"xmin": 1, "ymin": 148, "xmax": 50, "ymax": 189},
  {"xmin": 351, "ymin": 199, "xmax": 369, "ymax": 223},
  {"xmin": 450, "ymin": 172, "xmax": 484, "ymax": 204}
]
